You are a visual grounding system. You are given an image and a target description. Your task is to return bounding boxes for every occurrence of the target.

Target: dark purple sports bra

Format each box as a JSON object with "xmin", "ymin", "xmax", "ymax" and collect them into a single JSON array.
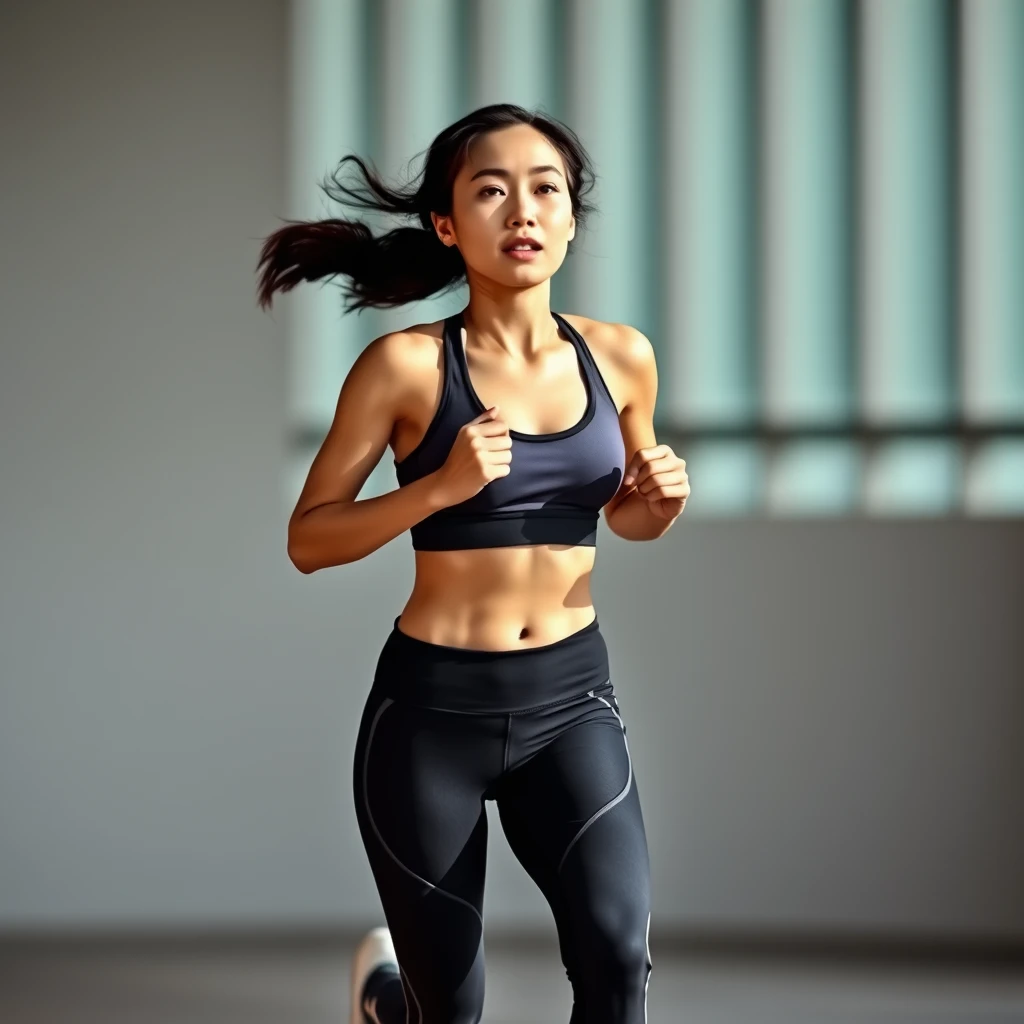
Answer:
[{"xmin": 393, "ymin": 309, "xmax": 626, "ymax": 551}]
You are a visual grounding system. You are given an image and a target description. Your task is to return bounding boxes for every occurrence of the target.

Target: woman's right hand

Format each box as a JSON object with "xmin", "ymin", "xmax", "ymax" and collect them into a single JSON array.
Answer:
[{"xmin": 432, "ymin": 406, "xmax": 511, "ymax": 507}]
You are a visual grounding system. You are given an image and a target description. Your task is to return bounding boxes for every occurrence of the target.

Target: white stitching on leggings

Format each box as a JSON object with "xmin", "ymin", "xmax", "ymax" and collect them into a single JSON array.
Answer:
[
  {"xmin": 363, "ymin": 697, "xmax": 484, "ymax": 1023},
  {"xmin": 644, "ymin": 909, "xmax": 652, "ymax": 1022},
  {"xmin": 398, "ymin": 964, "xmax": 421, "ymax": 1024},
  {"xmin": 556, "ymin": 691, "xmax": 633, "ymax": 873}
]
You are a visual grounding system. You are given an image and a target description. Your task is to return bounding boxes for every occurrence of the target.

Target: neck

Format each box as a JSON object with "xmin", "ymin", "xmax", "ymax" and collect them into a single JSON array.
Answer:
[{"xmin": 462, "ymin": 288, "xmax": 559, "ymax": 360}]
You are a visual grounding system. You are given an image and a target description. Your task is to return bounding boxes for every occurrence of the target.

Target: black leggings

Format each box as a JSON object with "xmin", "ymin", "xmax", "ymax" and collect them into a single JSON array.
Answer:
[{"xmin": 352, "ymin": 614, "xmax": 652, "ymax": 1024}]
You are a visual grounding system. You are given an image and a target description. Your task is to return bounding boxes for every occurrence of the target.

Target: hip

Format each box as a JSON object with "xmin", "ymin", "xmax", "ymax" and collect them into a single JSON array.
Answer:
[{"xmin": 371, "ymin": 610, "xmax": 610, "ymax": 715}]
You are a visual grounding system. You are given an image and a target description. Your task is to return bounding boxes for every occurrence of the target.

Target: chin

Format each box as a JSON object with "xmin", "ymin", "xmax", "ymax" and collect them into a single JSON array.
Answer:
[
  {"xmin": 504, "ymin": 269, "xmax": 553, "ymax": 286},
  {"xmin": 496, "ymin": 261, "xmax": 546, "ymax": 276}
]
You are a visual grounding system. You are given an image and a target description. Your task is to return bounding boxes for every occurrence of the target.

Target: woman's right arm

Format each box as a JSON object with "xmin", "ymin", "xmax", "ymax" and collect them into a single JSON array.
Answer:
[{"xmin": 286, "ymin": 331, "xmax": 448, "ymax": 573}]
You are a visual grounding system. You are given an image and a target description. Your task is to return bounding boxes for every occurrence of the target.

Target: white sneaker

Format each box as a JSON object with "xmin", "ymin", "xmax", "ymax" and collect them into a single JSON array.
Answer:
[{"xmin": 349, "ymin": 925, "xmax": 400, "ymax": 1024}]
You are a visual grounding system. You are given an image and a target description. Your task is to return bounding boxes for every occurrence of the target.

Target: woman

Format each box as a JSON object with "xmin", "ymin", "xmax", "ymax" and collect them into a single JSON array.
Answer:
[{"xmin": 257, "ymin": 103, "xmax": 689, "ymax": 1024}]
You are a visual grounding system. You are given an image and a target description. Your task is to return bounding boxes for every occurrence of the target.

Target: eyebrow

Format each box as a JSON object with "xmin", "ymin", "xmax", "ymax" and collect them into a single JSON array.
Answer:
[{"xmin": 468, "ymin": 165, "xmax": 564, "ymax": 182}]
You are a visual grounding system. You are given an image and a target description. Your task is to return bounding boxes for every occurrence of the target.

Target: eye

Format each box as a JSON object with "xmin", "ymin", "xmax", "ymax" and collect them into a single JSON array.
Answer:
[{"xmin": 479, "ymin": 183, "xmax": 560, "ymax": 197}]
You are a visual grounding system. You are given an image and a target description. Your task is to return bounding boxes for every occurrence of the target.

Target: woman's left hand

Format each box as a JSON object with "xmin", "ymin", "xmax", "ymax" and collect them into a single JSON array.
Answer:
[{"xmin": 622, "ymin": 445, "xmax": 690, "ymax": 521}]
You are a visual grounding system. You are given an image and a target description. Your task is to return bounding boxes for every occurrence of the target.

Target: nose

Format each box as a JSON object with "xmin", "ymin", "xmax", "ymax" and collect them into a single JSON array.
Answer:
[
  {"xmin": 507, "ymin": 190, "xmax": 539, "ymax": 227},
  {"xmin": 508, "ymin": 211, "xmax": 537, "ymax": 228}
]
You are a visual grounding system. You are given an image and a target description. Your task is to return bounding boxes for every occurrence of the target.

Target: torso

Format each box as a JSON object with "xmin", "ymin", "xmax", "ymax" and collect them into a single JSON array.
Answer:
[{"xmin": 390, "ymin": 313, "xmax": 633, "ymax": 651}]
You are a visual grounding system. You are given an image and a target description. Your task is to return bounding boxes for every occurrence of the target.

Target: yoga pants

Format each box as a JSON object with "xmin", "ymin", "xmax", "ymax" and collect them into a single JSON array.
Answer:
[{"xmin": 352, "ymin": 614, "xmax": 653, "ymax": 1024}]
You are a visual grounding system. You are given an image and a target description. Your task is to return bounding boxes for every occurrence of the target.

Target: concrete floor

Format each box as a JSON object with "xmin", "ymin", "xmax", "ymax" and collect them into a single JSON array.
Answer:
[{"xmin": 1, "ymin": 935, "xmax": 1023, "ymax": 1023}]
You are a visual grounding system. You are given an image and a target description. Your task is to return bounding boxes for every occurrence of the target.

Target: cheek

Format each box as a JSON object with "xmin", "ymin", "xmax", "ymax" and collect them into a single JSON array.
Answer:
[
  {"xmin": 454, "ymin": 205, "xmax": 496, "ymax": 245},
  {"xmin": 459, "ymin": 228, "xmax": 499, "ymax": 265},
  {"xmin": 552, "ymin": 199, "xmax": 577, "ymax": 234}
]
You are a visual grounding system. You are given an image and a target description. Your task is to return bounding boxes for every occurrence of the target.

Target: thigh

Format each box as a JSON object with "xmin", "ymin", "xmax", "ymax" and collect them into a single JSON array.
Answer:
[
  {"xmin": 352, "ymin": 689, "xmax": 503, "ymax": 1022},
  {"xmin": 494, "ymin": 687, "xmax": 652, "ymax": 969}
]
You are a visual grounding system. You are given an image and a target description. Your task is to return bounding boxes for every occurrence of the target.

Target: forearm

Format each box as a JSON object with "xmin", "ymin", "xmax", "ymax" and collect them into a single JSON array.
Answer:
[
  {"xmin": 604, "ymin": 490, "xmax": 679, "ymax": 541},
  {"xmin": 288, "ymin": 472, "xmax": 448, "ymax": 572}
]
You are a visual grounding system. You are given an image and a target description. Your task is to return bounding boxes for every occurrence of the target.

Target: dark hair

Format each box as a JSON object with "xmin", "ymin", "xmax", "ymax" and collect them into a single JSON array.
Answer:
[{"xmin": 255, "ymin": 103, "xmax": 597, "ymax": 314}]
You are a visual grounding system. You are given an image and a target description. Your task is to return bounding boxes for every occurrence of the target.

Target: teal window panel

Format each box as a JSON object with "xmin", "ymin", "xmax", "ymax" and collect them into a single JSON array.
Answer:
[
  {"xmin": 286, "ymin": 0, "xmax": 368, "ymax": 429},
  {"xmin": 964, "ymin": 439, "xmax": 1024, "ymax": 515},
  {"xmin": 863, "ymin": 438, "xmax": 961, "ymax": 515},
  {"xmin": 962, "ymin": 0, "xmax": 1024, "ymax": 421},
  {"xmin": 766, "ymin": 439, "xmax": 862, "ymax": 515},
  {"xmin": 761, "ymin": 0, "xmax": 855, "ymax": 422},
  {"xmin": 663, "ymin": 0, "xmax": 757, "ymax": 426},
  {"xmin": 676, "ymin": 440, "xmax": 766, "ymax": 517},
  {"xmin": 860, "ymin": 0, "xmax": 956, "ymax": 422}
]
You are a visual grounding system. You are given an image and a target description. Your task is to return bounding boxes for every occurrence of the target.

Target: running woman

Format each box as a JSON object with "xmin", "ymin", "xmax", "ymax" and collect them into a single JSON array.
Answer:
[{"xmin": 257, "ymin": 103, "xmax": 690, "ymax": 1024}]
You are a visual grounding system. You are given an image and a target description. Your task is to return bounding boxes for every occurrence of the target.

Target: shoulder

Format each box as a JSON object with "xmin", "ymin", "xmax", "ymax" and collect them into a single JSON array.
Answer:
[
  {"xmin": 350, "ymin": 319, "xmax": 448, "ymax": 431},
  {"xmin": 558, "ymin": 314, "xmax": 656, "ymax": 412},
  {"xmin": 559, "ymin": 313, "xmax": 654, "ymax": 369},
  {"xmin": 357, "ymin": 318, "xmax": 445, "ymax": 388},
  {"xmin": 364, "ymin": 318, "xmax": 444, "ymax": 366}
]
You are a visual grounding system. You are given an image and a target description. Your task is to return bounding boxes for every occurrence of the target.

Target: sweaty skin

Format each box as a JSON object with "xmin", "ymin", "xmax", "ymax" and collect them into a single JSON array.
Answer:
[{"xmin": 391, "ymin": 313, "xmax": 632, "ymax": 652}]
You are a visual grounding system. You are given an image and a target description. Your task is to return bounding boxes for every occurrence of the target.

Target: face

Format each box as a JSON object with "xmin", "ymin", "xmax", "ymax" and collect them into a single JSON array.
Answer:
[{"xmin": 432, "ymin": 123, "xmax": 576, "ymax": 288}]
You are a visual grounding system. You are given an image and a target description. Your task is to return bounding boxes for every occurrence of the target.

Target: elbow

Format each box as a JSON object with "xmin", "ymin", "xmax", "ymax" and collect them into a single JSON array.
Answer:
[
  {"xmin": 287, "ymin": 527, "xmax": 315, "ymax": 574},
  {"xmin": 602, "ymin": 506, "xmax": 625, "ymax": 541},
  {"xmin": 287, "ymin": 512, "xmax": 360, "ymax": 572},
  {"xmin": 287, "ymin": 536, "xmax": 349, "ymax": 574},
  {"xmin": 288, "ymin": 547, "xmax": 315, "ymax": 574}
]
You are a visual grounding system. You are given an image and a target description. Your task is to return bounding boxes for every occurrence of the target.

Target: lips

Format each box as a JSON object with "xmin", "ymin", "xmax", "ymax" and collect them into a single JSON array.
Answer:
[{"xmin": 503, "ymin": 237, "xmax": 543, "ymax": 251}]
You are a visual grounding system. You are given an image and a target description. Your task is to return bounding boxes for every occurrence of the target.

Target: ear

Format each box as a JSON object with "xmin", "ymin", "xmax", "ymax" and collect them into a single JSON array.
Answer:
[
  {"xmin": 431, "ymin": 211, "xmax": 456, "ymax": 247},
  {"xmin": 568, "ymin": 215, "xmax": 576, "ymax": 243}
]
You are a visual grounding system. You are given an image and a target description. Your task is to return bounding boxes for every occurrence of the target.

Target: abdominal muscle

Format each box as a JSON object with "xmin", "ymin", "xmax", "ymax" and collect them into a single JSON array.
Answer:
[{"xmin": 396, "ymin": 545, "xmax": 598, "ymax": 651}]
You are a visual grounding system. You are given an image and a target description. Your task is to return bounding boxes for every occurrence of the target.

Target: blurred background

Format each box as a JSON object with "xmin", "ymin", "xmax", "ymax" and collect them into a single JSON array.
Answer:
[{"xmin": 1, "ymin": 0, "xmax": 1022, "ymax": 1021}]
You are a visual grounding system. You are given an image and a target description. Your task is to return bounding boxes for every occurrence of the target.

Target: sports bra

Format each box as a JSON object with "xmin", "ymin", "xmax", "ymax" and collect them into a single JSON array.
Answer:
[{"xmin": 394, "ymin": 309, "xmax": 626, "ymax": 551}]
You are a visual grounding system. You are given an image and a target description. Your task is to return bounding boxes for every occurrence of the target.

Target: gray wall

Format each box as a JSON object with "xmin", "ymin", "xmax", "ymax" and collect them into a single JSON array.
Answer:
[{"xmin": 1, "ymin": 0, "xmax": 1022, "ymax": 941}]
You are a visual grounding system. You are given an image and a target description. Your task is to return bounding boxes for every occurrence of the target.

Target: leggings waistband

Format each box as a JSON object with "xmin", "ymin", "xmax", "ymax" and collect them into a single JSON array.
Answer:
[{"xmin": 371, "ymin": 615, "xmax": 610, "ymax": 714}]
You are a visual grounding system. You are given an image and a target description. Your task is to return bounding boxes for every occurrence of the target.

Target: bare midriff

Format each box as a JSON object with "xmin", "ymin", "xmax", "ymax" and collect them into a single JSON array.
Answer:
[{"xmin": 396, "ymin": 545, "xmax": 598, "ymax": 651}]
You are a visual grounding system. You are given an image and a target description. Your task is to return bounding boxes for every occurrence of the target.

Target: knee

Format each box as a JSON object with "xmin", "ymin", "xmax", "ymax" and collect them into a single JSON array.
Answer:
[
  {"xmin": 436, "ymin": 995, "xmax": 485, "ymax": 1024},
  {"xmin": 416, "ymin": 981, "xmax": 485, "ymax": 1024},
  {"xmin": 606, "ymin": 931, "xmax": 652, "ymax": 979},
  {"xmin": 579, "ymin": 919, "xmax": 652, "ymax": 986}
]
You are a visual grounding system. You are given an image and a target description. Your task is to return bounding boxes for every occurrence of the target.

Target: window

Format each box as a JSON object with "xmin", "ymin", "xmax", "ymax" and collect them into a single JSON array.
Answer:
[{"xmin": 284, "ymin": 0, "xmax": 1024, "ymax": 517}]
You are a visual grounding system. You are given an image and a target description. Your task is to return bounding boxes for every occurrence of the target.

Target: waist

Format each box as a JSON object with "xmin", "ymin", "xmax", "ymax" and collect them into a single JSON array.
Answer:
[
  {"xmin": 404, "ymin": 548, "xmax": 597, "ymax": 645},
  {"xmin": 371, "ymin": 613, "xmax": 609, "ymax": 714}
]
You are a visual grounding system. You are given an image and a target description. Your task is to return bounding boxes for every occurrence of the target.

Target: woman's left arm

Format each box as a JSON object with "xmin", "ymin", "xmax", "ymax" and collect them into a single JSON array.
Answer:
[{"xmin": 603, "ymin": 325, "xmax": 690, "ymax": 541}]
